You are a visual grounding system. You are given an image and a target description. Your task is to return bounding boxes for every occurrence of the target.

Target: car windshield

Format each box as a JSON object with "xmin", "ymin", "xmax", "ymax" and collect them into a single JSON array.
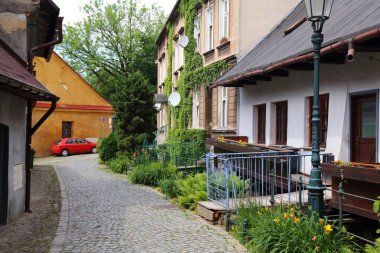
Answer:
[{"xmin": 55, "ymin": 140, "xmax": 62, "ymax": 145}]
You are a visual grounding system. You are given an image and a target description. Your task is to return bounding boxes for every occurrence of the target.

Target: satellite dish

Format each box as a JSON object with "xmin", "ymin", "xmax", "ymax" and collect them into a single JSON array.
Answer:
[
  {"xmin": 154, "ymin": 103, "xmax": 162, "ymax": 110},
  {"xmin": 178, "ymin": 35, "xmax": 189, "ymax": 48},
  {"xmin": 168, "ymin": 92, "xmax": 181, "ymax": 107}
]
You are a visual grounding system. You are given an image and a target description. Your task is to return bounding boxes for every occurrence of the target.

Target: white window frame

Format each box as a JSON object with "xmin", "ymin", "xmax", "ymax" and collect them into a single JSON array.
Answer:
[
  {"xmin": 159, "ymin": 56, "xmax": 166, "ymax": 84},
  {"xmin": 219, "ymin": 0, "xmax": 229, "ymax": 40},
  {"xmin": 205, "ymin": 2, "xmax": 214, "ymax": 51},
  {"xmin": 219, "ymin": 86, "xmax": 228, "ymax": 128},
  {"xmin": 193, "ymin": 89, "xmax": 200, "ymax": 128},
  {"xmin": 194, "ymin": 12, "xmax": 201, "ymax": 52}
]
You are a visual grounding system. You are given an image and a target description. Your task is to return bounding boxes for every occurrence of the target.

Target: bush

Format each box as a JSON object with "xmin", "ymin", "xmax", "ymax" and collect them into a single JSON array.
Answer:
[
  {"xmin": 108, "ymin": 154, "xmax": 135, "ymax": 174},
  {"xmin": 128, "ymin": 162, "xmax": 177, "ymax": 187},
  {"xmin": 99, "ymin": 132, "xmax": 118, "ymax": 162},
  {"xmin": 175, "ymin": 173, "xmax": 207, "ymax": 210},
  {"xmin": 159, "ymin": 178, "xmax": 181, "ymax": 198},
  {"xmin": 234, "ymin": 204, "xmax": 359, "ymax": 253}
]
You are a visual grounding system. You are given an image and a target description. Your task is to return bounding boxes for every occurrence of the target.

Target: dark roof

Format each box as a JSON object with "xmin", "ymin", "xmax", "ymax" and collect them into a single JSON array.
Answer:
[
  {"xmin": 213, "ymin": 0, "xmax": 380, "ymax": 86},
  {"xmin": 0, "ymin": 40, "xmax": 58, "ymax": 101},
  {"xmin": 156, "ymin": 0, "xmax": 180, "ymax": 45}
]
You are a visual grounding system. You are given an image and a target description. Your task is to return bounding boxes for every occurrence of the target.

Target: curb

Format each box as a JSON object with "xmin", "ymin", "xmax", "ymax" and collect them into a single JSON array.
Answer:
[{"xmin": 50, "ymin": 166, "xmax": 69, "ymax": 253}]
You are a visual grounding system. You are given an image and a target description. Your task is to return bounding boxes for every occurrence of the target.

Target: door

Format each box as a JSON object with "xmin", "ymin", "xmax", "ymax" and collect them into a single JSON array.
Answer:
[
  {"xmin": 0, "ymin": 124, "xmax": 9, "ymax": 225},
  {"xmin": 351, "ymin": 94, "xmax": 377, "ymax": 163}
]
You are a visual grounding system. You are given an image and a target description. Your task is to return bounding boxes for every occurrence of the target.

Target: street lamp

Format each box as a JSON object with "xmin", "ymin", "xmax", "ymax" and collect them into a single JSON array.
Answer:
[{"xmin": 304, "ymin": 0, "xmax": 334, "ymax": 218}]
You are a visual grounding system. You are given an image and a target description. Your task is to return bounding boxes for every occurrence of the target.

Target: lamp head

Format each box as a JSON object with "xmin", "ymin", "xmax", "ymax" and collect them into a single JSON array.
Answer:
[{"xmin": 304, "ymin": 0, "xmax": 334, "ymax": 32}]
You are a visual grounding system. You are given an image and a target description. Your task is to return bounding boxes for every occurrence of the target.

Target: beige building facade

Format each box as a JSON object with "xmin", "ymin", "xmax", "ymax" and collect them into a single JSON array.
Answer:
[{"xmin": 156, "ymin": 0, "xmax": 300, "ymax": 142}]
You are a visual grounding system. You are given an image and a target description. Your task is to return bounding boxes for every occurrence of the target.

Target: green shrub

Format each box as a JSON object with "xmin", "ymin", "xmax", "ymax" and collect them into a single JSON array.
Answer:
[
  {"xmin": 108, "ymin": 155, "xmax": 135, "ymax": 174},
  {"xmin": 128, "ymin": 162, "xmax": 177, "ymax": 187},
  {"xmin": 159, "ymin": 178, "xmax": 181, "ymax": 198},
  {"xmin": 234, "ymin": 204, "xmax": 359, "ymax": 253},
  {"xmin": 99, "ymin": 132, "xmax": 118, "ymax": 162},
  {"xmin": 176, "ymin": 173, "xmax": 207, "ymax": 210}
]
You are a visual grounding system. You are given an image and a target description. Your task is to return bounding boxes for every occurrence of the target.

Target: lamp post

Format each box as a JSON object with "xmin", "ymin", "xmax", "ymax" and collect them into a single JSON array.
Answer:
[{"xmin": 304, "ymin": 0, "xmax": 334, "ymax": 218}]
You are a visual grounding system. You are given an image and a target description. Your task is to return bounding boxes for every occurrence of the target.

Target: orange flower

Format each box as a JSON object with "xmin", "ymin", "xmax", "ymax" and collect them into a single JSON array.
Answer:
[
  {"xmin": 293, "ymin": 217, "xmax": 300, "ymax": 223},
  {"xmin": 283, "ymin": 213, "xmax": 288, "ymax": 220},
  {"xmin": 324, "ymin": 224, "xmax": 333, "ymax": 234}
]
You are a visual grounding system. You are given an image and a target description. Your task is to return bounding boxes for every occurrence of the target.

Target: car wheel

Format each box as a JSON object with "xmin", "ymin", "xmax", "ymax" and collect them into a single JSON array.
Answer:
[
  {"xmin": 61, "ymin": 149, "xmax": 69, "ymax": 157},
  {"xmin": 91, "ymin": 147, "xmax": 97, "ymax": 154}
]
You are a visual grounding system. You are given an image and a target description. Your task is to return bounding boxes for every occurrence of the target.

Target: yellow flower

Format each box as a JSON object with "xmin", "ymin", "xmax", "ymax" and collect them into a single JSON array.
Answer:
[
  {"xmin": 290, "ymin": 208, "xmax": 294, "ymax": 212},
  {"xmin": 264, "ymin": 207, "xmax": 269, "ymax": 212},
  {"xmin": 290, "ymin": 214, "xmax": 294, "ymax": 218},
  {"xmin": 274, "ymin": 217, "xmax": 280, "ymax": 223},
  {"xmin": 293, "ymin": 217, "xmax": 300, "ymax": 223},
  {"xmin": 318, "ymin": 218, "xmax": 324, "ymax": 225},
  {"xmin": 315, "ymin": 246, "xmax": 320, "ymax": 251},
  {"xmin": 312, "ymin": 236, "xmax": 317, "ymax": 241},
  {"xmin": 324, "ymin": 224, "xmax": 333, "ymax": 234},
  {"xmin": 283, "ymin": 213, "xmax": 288, "ymax": 220}
]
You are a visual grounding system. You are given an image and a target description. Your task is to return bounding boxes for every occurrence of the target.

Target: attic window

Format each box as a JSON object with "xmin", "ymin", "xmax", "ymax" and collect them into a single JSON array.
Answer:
[{"xmin": 284, "ymin": 17, "xmax": 306, "ymax": 36}]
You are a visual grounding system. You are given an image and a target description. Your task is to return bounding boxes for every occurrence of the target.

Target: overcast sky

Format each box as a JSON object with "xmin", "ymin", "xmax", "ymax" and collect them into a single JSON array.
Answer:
[{"xmin": 54, "ymin": 0, "xmax": 177, "ymax": 25}]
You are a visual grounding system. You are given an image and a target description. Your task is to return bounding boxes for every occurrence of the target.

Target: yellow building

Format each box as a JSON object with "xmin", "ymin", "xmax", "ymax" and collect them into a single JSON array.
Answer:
[{"xmin": 32, "ymin": 52, "xmax": 114, "ymax": 157}]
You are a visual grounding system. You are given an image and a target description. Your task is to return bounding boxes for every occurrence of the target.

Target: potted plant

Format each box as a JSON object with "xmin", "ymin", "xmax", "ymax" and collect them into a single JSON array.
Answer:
[{"xmin": 220, "ymin": 36, "xmax": 228, "ymax": 45}]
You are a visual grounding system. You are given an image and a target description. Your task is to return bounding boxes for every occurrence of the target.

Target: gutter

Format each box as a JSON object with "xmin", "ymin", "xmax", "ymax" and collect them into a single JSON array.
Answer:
[
  {"xmin": 212, "ymin": 27, "xmax": 380, "ymax": 87},
  {"xmin": 24, "ymin": 16, "xmax": 63, "ymax": 212}
]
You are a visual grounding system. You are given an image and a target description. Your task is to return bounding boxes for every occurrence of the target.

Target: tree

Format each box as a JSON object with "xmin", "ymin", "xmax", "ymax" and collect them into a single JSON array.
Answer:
[{"xmin": 59, "ymin": 0, "xmax": 165, "ymax": 152}]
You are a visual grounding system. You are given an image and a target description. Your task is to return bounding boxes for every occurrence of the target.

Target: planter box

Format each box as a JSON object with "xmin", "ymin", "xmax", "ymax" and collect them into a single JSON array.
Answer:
[{"xmin": 321, "ymin": 163, "xmax": 380, "ymax": 220}]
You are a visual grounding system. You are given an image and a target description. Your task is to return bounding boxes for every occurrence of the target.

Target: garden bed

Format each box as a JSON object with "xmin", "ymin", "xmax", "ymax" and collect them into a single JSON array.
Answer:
[{"xmin": 321, "ymin": 163, "xmax": 380, "ymax": 220}]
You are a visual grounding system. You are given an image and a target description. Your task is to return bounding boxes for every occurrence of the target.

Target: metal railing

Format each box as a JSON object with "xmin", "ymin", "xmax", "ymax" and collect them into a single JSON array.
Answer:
[
  {"xmin": 206, "ymin": 151, "xmax": 378, "ymax": 245},
  {"xmin": 206, "ymin": 151, "xmax": 333, "ymax": 211},
  {"xmin": 135, "ymin": 142, "xmax": 206, "ymax": 172}
]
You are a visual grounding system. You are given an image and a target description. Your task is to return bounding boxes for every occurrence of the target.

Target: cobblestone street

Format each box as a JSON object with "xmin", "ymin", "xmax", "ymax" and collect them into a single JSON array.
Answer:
[{"xmin": 44, "ymin": 154, "xmax": 246, "ymax": 253}]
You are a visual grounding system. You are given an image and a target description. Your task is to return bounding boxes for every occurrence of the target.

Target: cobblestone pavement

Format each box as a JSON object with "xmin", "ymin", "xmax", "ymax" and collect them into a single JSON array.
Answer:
[
  {"xmin": 0, "ymin": 165, "xmax": 61, "ymax": 253},
  {"xmin": 51, "ymin": 154, "xmax": 246, "ymax": 253}
]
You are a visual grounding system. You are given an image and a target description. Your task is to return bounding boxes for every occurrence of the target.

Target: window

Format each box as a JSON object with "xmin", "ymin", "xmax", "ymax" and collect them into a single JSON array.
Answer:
[
  {"xmin": 174, "ymin": 38, "xmax": 184, "ymax": 71},
  {"xmin": 193, "ymin": 89, "xmax": 200, "ymax": 128},
  {"xmin": 194, "ymin": 11, "xmax": 201, "ymax": 52},
  {"xmin": 159, "ymin": 56, "xmax": 166, "ymax": 84},
  {"xmin": 205, "ymin": 2, "xmax": 214, "ymax": 51},
  {"xmin": 77, "ymin": 139, "xmax": 87, "ymax": 144},
  {"xmin": 66, "ymin": 139, "xmax": 76, "ymax": 144},
  {"xmin": 276, "ymin": 102, "xmax": 287, "ymax": 145},
  {"xmin": 219, "ymin": 86, "xmax": 228, "ymax": 128},
  {"xmin": 257, "ymin": 104, "xmax": 266, "ymax": 144},
  {"xmin": 219, "ymin": 0, "xmax": 229, "ymax": 39},
  {"xmin": 309, "ymin": 94, "xmax": 329, "ymax": 147},
  {"xmin": 62, "ymin": 122, "xmax": 72, "ymax": 138},
  {"xmin": 174, "ymin": 40, "xmax": 179, "ymax": 71}
]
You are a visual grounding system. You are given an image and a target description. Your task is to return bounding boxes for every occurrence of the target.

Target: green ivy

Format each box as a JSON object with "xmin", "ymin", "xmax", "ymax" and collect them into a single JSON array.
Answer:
[{"xmin": 163, "ymin": 0, "xmax": 229, "ymax": 131}]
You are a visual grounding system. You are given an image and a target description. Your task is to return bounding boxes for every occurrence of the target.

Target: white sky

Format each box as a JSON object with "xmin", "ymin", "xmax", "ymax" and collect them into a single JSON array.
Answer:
[{"xmin": 53, "ymin": 0, "xmax": 177, "ymax": 25}]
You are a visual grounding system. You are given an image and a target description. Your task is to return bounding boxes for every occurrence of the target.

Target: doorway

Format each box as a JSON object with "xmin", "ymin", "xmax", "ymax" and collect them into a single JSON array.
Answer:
[
  {"xmin": 0, "ymin": 123, "xmax": 9, "ymax": 225},
  {"xmin": 351, "ymin": 93, "xmax": 378, "ymax": 163}
]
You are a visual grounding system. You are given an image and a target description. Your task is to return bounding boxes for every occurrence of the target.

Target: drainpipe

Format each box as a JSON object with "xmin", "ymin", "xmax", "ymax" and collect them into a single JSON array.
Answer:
[
  {"xmin": 25, "ymin": 99, "xmax": 57, "ymax": 212},
  {"xmin": 347, "ymin": 41, "xmax": 355, "ymax": 62}
]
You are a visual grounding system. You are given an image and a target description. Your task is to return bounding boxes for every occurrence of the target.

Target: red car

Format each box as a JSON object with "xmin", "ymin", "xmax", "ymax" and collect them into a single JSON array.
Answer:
[{"xmin": 51, "ymin": 138, "xmax": 97, "ymax": 156}]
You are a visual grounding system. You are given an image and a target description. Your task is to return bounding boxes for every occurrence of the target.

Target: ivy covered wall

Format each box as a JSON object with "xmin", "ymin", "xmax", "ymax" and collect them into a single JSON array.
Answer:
[{"xmin": 163, "ymin": 0, "xmax": 228, "ymax": 133}]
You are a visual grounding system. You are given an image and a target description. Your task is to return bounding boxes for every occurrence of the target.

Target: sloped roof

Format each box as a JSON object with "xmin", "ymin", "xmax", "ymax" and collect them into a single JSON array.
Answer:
[
  {"xmin": 0, "ymin": 40, "xmax": 58, "ymax": 101},
  {"xmin": 213, "ymin": 0, "xmax": 380, "ymax": 86}
]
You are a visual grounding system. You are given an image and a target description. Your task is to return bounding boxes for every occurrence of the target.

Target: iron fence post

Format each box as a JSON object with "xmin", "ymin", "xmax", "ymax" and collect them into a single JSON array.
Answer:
[
  {"xmin": 298, "ymin": 176, "xmax": 303, "ymax": 210},
  {"xmin": 338, "ymin": 182, "xmax": 343, "ymax": 230},
  {"xmin": 206, "ymin": 154, "xmax": 210, "ymax": 199},
  {"xmin": 270, "ymin": 166, "xmax": 275, "ymax": 207}
]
